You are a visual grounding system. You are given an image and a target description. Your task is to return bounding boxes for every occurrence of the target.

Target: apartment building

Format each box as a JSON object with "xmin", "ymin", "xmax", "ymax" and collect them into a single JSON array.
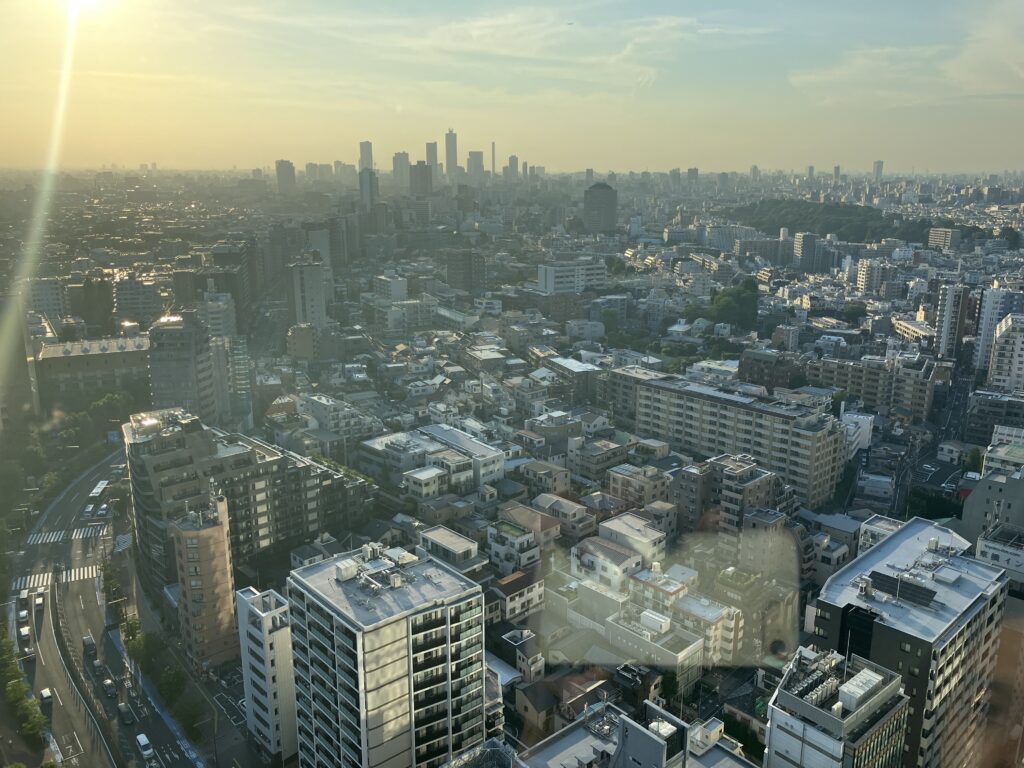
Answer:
[
  {"xmin": 487, "ymin": 520, "xmax": 541, "ymax": 576},
  {"xmin": 636, "ymin": 379, "xmax": 845, "ymax": 508},
  {"xmin": 567, "ymin": 436, "xmax": 631, "ymax": 482},
  {"xmin": 764, "ymin": 646, "xmax": 909, "ymax": 768},
  {"xmin": 35, "ymin": 335, "xmax": 150, "ymax": 408},
  {"xmin": 536, "ymin": 258, "xmax": 607, "ymax": 295},
  {"xmin": 532, "ymin": 493, "xmax": 596, "ymax": 540},
  {"xmin": 965, "ymin": 389, "xmax": 1024, "ymax": 446},
  {"xmin": 571, "ymin": 537, "xmax": 642, "ymax": 591},
  {"xmin": 599, "ymin": 512, "xmax": 667, "ymax": 568},
  {"xmin": 124, "ymin": 409, "xmax": 375, "ymax": 589},
  {"xmin": 814, "ymin": 518, "xmax": 1008, "ymax": 768},
  {"xmin": 169, "ymin": 497, "xmax": 239, "ymax": 666},
  {"xmin": 490, "ymin": 570, "xmax": 545, "ymax": 623},
  {"xmin": 988, "ymin": 314, "xmax": 1024, "ymax": 391},
  {"xmin": 236, "ymin": 587, "xmax": 297, "ymax": 761},
  {"xmin": 974, "ymin": 288, "xmax": 1024, "ymax": 371},
  {"xmin": 934, "ymin": 284, "xmax": 970, "ymax": 359},
  {"xmin": 287, "ymin": 544, "xmax": 486, "ymax": 768},
  {"xmin": 606, "ymin": 464, "xmax": 669, "ymax": 507},
  {"xmin": 600, "ymin": 366, "xmax": 672, "ymax": 430},
  {"xmin": 418, "ymin": 424, "xmax": 505, "ymax": 487},
  {"xmin": 805, "ymin": 353, "xmax": 937, "ymax": 423}
]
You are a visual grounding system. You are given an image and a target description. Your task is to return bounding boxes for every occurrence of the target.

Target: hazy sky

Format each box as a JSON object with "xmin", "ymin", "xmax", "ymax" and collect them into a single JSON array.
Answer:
[{"xmin": 3, "ymin": 0, "xmax": 1022, "ymax": 173}]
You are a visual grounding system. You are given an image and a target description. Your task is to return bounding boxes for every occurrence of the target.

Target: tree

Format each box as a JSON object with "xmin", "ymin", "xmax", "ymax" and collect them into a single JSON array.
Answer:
[
  {"xmin": 963, "ymin": 447, "xmax": 983, "ymax": 474},
  {"xmin": 157, "ymin": 665, "xmax": 188, "ymax": 705},
  {"xmin": 843, "ymin": 302, "xmax": 868, "ymax": 324},
  {"xmin": 831, "ymin": 390, "xmax": 849, "ymax": 418}
]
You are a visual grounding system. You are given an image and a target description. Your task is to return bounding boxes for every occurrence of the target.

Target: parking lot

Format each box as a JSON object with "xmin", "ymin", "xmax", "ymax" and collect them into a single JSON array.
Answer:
[{"xmin": 212, "ymin": 664, "xmax": 246, "ymax": 728}]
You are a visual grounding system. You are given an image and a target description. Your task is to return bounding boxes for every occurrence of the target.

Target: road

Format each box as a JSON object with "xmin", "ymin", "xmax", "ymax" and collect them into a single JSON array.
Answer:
[{"xmin": 7, "ymin": 452, "xmax": 192, "ymax": 768}]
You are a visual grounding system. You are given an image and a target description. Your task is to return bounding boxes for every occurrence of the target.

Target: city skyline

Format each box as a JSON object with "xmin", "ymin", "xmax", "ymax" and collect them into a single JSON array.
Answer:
[{"xmin": 3, "ymin": 0, "xmax": 1022, "ymax": 173}]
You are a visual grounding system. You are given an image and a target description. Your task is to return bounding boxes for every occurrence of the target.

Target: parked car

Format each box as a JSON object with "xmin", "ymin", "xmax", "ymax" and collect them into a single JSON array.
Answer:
[
  {"xmin": 18, "ymin": 626, "xmax": 31, "ymax": 644},
  {"xmin": 118, "ymin": 701, "xmax": 134, "ymax": 725},
  {"xmin": 102, "ymin": 678, "xmax": 117, "ymax": 698},
  {"xmin": 39, "ymin": 688, "xmax": 53, "ymax": 707},
  {"xmin": 17, "ymin": 609, "xmax": 29, "ymax": 624},
  {"xmin": 83, "ymin": 505, "xmax": 94, "ymax": 518},
  {"xmin": 83, "ymin": 634, "xmax": 96, "ymax": 657}
]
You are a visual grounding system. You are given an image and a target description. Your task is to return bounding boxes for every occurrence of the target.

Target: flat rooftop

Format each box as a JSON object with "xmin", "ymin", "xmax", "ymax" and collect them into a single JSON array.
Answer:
[
  {"xmin": 289, "ymin": 546, "xmax": 479, "ymax": 630},
  {"xmin": 418, "ymin": 423, "xmax": 502, "ymax": 460},
  {"xmin": 820, "ymin": 517, "xmax": 1006, "ymax": 644}
]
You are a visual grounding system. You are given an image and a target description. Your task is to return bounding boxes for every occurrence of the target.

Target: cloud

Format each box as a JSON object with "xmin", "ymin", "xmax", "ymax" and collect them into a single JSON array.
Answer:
[{"xmin": 943, "ymin": 0, "xmax": 1024, "ymax": 97}]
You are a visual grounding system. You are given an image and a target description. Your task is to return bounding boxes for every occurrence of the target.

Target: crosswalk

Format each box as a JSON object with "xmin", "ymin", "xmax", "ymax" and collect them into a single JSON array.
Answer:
[
  {"xmin": 24, "ymin": 525, "xmax": 107, "ymax": 546},
  {"xmin": 11, "ymin": 565, "xmax": 98, "ymax": 591},
  {"xmin": 113, "ymin": 533, "xmax": 132, "ymax": 554}
]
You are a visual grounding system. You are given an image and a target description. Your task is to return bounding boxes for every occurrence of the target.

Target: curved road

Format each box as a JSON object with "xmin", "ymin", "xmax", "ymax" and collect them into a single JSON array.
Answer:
[{"xmin": 8, "ymin": 452, "xmax": 194, "ymax": 768}]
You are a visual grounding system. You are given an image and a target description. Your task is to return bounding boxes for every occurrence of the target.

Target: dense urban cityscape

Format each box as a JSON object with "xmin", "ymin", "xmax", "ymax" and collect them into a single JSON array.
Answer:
[{"xmin": 3, "ymin": 3, "xmax": 1024, "ymax": 768}]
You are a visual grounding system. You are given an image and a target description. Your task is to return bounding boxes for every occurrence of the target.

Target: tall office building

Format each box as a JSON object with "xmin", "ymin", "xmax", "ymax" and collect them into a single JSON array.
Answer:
[
  {"xmin": 974, "ymin": 288, "xmax": 1024, "ymax": 370},
  {"xmin": 490, "ymin": 141, "xmax": 495, "ymax": 176},
  {"xmin": 276, "ymin": 159, "xmax": 297, "ymax": 195},
  {"xmin": 149, "ymin": 311, "xmax": 220, "ymax": 426},
  {"xmin": 764, "ymin": 646, "xmax": 909, "ymax": 768},
  {"xmin": 466, "ymin": 151, "xmax": 485, "ymax": 184},
  {"xmin": 424, "ymin": 141, "xmax": 439, "ymax": 183},
  {"xmin": 392, "ymin": 151, "xmax": 410, "ymax": 189},
  {"xmin": 410, "ymin": 161, "xmax": 433, "ymax": 197},
  {"xmin": 123, "ymin": 409, "xmax": 376, "ymax": 589},
  {"xmin": 359, "ymin": 168, "xmax": 379, "ymax": 209},
  {"xmin": 305, "ymin": 162, "xmax": 319, "ymax": 182},
  {"xmin": 443, "ymin": 251, "xmax": 486, "ymax": 295},
  {"xmin": 833, "ymin": 164, "xmax": 841, "ymax": 183},
  {"xmin": 237, "ymin": 587, "xmax": 298, "ymax": 761},
  {"xmin": 807, "ymin": 165, "xmax": 815, "ymax": 180},
  {"xmin": 301, "ymin": 221, "xmax": 335, "ymax": 299},
  {"xmin": 583, "ymin": 182, "xmax": 618, "ymax": 233},
  {"xmin": 445, "ymin": 128, "xmax": 458, "ymax": 180},
  {"xmin": 873, "ymin": 160, "xmax": 884, "ymax": 182},
  {"xmin": 687, "ymin": 167, "xmax": 699, "ymax": 184},
  {"xmin": 506, "ymin": 154, "xmax": 519, "ymax": 181},
  {"xmin": 988, "ymin": 314, "xmax": 1024, "ymax": 391},
  {"xmin": 287, "ymin": 253, "xmax": 329, "ymax": 330},
  {"xmin": 288, "ymin": 544, "xmax": 486, "ymax": 768},
  {"xmin": 359, "ymin": 141, "xmax": 373, "ymax": 172},
  {"xmin": 169, "ymin": 496, "xmax": 239, "ymax": 666},
  {"xmin": 585, "ymin": 168, "xmax": 594, "ymax": 186},
  {"xmin": 815, "ymin": 518, "xmax": 1007, "ymax": 768},
  {"xmin": 935, "ymin": 284, "xmax": 970, "ymax": 359}
]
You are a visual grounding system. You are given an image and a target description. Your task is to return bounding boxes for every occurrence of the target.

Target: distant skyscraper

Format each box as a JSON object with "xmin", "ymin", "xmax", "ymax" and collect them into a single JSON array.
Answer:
[
  {"xmin": 288, "ymin": 545, "xmax": 486, "ymax": 768},
  {"xmin": 425, "ymin": 141, "xmax": 439, "ymax": 182},
  {"xmin": 583, "ymin": 182, "xmax": 618, "ymax": 234},
  {"xmin": 794, "ymin": 232, "xmax": 818, "ymax": 272},
  {"xmin": 750, "ymin": 165, "xmax": 760, "ymax": 181},
  {"xmin": 833, "ymin": 164, "xmax": 841, "ymax": 183},
  {"xmin": 358, "ymin": 140, "xmax": 373, "ymax": 171},
  {"xmin": 445, "ymin": 128, "xmax": 458, "ymax": 179},
  {"xmin": 275, "ymin": 159, "xmax": 296, "ymax": 195},
  {"xmin": 392, "ymin": 151, "xmax": 410, "ymax": 189},
  {"xmin": 873, "ymin": 160, "xmax": 884, "ymax": 182},
  {"xmin": 444, "ymin": 251, "xmax": 486, "ymax": 295},
  {"xmin": 806, "ymin": 165, "xmax": 815, "ymax": 180},
  {"xmin": 410, "ymin": 161, "xmax": 433, "ymax": 197},
  {"xmin": 505, "ymin": 154, "xmax": 518, "ymax": 181},
  {"xmin": 304, "ymin": 162, "xmax": 318, "ymax": 182},
  {"xmin": 490, "ymin": 141, "xmax": 495, "ymax": 176},
  {"xmin": 585, "ymin": 168, "xmax": 594, "ymax": 186},
  {"xmin": 358, "ymin": 167, "xmax": 378, "ymax": 209},
  {"xmin": 687, "ymin": 167, "xmax": 699, "ymax": 185},
  {"xmin": 466, "ymin": 151, "xmax": 485, "ymax": 184}
]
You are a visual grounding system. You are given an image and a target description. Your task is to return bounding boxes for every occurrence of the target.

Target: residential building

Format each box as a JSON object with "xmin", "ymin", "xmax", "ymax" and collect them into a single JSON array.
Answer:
[
  {"xmin": 532, "ymin": 493, "xmax": 596, "ymax": 540},
  {"xmin": 764, "ymin": 646, "xmax": 909, "ymax": 768},
  {"xmin": 599, "ymin": 512, "xmax": 667, "ymax": 567},
  {"xmin": 974, "ymin": 288, "xmax": 1024, "ymax": 371},
  {"xmin": 418, "ymin": 424, "xmax": 505, "ymax": 487},
  {"xmin": 35, "ymin": 334, "xmax": 150, "ymax": 409},
  {"xmin": 601, "ymin": 366, "xmax": 672, "ymax": 430},
  {"xmin": 966, "ymin": 389, "xmax": 1024, "ymax": 446},
  {"xmin": 814, "ymin": 518, "xmax": 1008, "ymax": 768},
  {"xmin": 288, "ymin": 253, "xmax": 329, "ymax": 330},
  {"xmin": 987, "ymin": 314, "xmax": 1024, "ymax": 391},
  {"xmin": 636, "ymin": 378, "xmax": 845, "ymax": 507},
  {"xmin": 149, "ymin": 312, "xmax": 221, "ymax": 425},
  {"xmin": 276, "ymin": 159, "xmax": 296, "ymax": 194},
  {"xmin": 417, "ymin": 526, "xmax": 490, "ymax": 578},
  {"xmin": 960, "ymin": 467, "xmax": 1024, "ymax": 543},
  {"xmin": 169, "ymin": 496, "xmax": 239, "ymax": 666},
  {"xmin": 977, "ymin": 523, "xmax": 1024, "ymax": 594},
  {"xmin": 927, "ymin": 227, "xmax": 961, "ymax": 251},
  {"xmin": 114, "ymin": 272, "xmax": 163, "ymax": 326},
  {"xmin": 519, "ymin": 460, "xmax": 570, "ymax": 497},
  {"xmin": 934, "ymin": 284, "xmax": 970, "ymax": 359},
  {"xmin": 571, "ymin": 537, "xmax": 642, "ymax": 591},
  {"xmin": 287, "ymin": 544, "xmax": 486, "ymax": 768},
  {"xmin": 537, "ymin": 258, "xmax": 607, "ymax": 295},
  {"xmin": 490, "ymin": 570, "xmax": 544, "ymax": 623},
  {"xmin": 124, "ymin": 409, "xmax": 375, "ymax": 589},
  {"xmin": 236, "ymin": 587, "xmax": 297, "ymax": 761},
  {"xmin": 606, "ymin": 464, "xmax": 669, "ymax": 507},
  {"xmin": 805, "ymin": 353, "xmax": 937, "ymax": 423},
  {"xmin": 567, "ymin": 436, "xmax": 631, "ymax": 482},
  {"xmin": 487, "ymin": 520, "xmax": 540, "ymax": 576}
]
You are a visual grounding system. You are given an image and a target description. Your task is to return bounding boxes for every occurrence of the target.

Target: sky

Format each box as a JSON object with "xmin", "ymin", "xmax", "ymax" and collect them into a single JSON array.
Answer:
[{"xmin": 2, "ymin": 0, "xmax": 1022, "ymax": 173}]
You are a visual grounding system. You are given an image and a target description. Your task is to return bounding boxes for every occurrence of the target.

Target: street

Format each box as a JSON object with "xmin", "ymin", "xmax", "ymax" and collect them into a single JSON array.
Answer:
[{"xmin": 6, "ymin": 452, "xmax": 192, "ymax": 767}]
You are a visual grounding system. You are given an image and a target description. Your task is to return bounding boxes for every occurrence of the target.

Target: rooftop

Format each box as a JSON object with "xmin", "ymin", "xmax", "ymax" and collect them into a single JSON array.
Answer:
[
  {"xmin": 39, "ymin": 335, "xmax": 150, "ymax": 359},
  {"xmin": 288, "ymin": 543, "xmax": 479, "ymax": 630},
  {"xmin": 819, "ymin": 517, "xmax": 1007, "ymax": 644}
]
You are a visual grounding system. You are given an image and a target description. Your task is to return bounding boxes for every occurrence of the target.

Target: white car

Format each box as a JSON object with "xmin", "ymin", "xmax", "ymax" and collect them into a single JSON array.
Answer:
[
  {"xmin": 17, "ymin": 610, "xmax": 29, "ymax": 624},
  {"xmin": 39, "ymin": 688, "xmax": 52, "ymax": 706},
  {"xmin": 922, "ymin": 464, "xmax": 938, "ymax": 472},
  {"xmin": 136, "ymin": 733, "xmax": 155, "ymax": 760}
]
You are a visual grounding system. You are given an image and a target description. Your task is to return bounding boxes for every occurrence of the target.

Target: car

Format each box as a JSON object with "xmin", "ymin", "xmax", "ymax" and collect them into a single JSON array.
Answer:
[
  {"xmin": 922, "ymin": 464, "xmax": 938, "ymax": 472},
  {"xmin": 97, "ymin": 504, "xmax": 109, "ymax": 518},
  {"xmin": 17, "ymin": 609, "xmax": 29, "ymax": 624},
  {"xmin": 39, "ymin": 688, "xmax": 53, "ymax": 706},
  {"xmin": 102, "ymin": 678, "xmax": 117, "ymax": 698},
  {"xmin": 117, "ymin": 701, "xmax": 134, "ymax": 724},
  {"xmin": 22, "ymin": 646, "xmax": 35, "ymax": 661},
  {"xmin": 18, "ymin": 626, "xmax": 30, "ymax": 643},
  {"xmin": 136, "ymin": 733, "xmax": 155, "ymax": 760},
  {"xmin": 83, "ymin": 504, "xmax": 94, "ymax": 518},
  {"xmin": 34, "ymin": 592, "xmax": 44, "ymax": 610},
  {"xmin": 83, "ymin": 635, "xmax": 96, "ymax": 657}
]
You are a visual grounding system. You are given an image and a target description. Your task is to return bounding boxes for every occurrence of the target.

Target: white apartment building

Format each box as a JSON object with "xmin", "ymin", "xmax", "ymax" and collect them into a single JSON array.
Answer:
[
  {"xmin": 988, "ymin": 314, "xmax": 1024, "ymax": 391},
  {"xmin": 599, "ymin": 512, "xmax": 667, "ymax": 567},
  {"xmin": 486, "ymin": 520, "xmax": 540, "ymax": 576},
  {"xmin": 571, "ymin": 537, "xmax": 642, "ymax": 591},
  {"xmin": 237, "ymin": 587, "xmax": 297, "ymax": 761},
  {"xmin": 537, "ymin": 258, "xmax": 608, "ymax": 295},
  {"xmin": 288, "ymin": 543, "xmax": 486, "ymax": 768},
  {"xmin": 418, "ymin": 424, "xmax": 505, "ymax": 487},
  {"xmin": 606, "ymin": 464, "xmax": 670, "ymax": 506}
]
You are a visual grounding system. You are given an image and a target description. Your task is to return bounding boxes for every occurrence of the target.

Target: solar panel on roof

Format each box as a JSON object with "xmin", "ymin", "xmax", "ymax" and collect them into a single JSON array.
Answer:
[{"xmin": 869, "ymin": 570, "xmax": 936, "ymax": 607}]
